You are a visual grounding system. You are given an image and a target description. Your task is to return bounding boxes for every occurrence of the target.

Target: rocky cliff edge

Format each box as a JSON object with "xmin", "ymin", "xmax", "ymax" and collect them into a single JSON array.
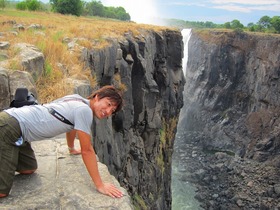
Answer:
[{"xmin": 0, "ymin": 137, "xmax": 133, "ymax": 210}]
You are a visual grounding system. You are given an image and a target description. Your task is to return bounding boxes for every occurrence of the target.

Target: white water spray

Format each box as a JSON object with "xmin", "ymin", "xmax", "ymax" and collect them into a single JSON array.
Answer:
[{"xmin": 181, "ymin": 29, "xmax": 192, "ymax": 76}]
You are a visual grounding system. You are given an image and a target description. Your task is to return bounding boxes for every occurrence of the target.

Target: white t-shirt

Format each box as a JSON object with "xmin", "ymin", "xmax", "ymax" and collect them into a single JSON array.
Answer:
[{"xmin": 5, "ymin": 94, "xmax": 93, "ymax": 142}]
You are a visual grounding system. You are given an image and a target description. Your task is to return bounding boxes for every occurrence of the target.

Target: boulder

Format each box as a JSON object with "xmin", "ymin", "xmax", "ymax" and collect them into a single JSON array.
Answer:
[
  {"xmin": 8, "ymin": 70, "xmax": 38, "ymax": 101},
  {"xmin": 0, "ymin": 68, "xmax": 10, "ymax": 108},
  {"xmin": 15, "ymin": 43, "xmax": 45, "ymax": 80}
]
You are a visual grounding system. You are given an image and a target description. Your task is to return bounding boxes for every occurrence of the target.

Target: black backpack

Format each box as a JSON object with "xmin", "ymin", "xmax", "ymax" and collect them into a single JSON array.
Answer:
[
  {"xmin": 7, "ymin": 88, "xmax": 72, "ymax": 126},
  {"xmin": 10, "ymin": 88, "xmax": 38, "ymax": 108}
]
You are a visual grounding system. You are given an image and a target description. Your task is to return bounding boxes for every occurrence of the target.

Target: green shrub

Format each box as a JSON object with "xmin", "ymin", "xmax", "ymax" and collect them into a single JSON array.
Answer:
[
  {"xmin": 16, "ymin": 0, "xmax": 42, "ymax": 11},
  {"xmin": 0, "ymin": 0, "xmax": 6, "ymax": 10},
  {"xmin": 16, "ymin": 2, "xmax": 27, "ymax": 10},
  {"xmin": 26, "ymin": 0, "xmax": 41, "ymax": 11}
]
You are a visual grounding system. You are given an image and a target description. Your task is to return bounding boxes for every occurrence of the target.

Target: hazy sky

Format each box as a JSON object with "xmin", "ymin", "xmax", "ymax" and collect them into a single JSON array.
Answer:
[
  {"xmin": 99, "ymin": 0, "xmax": 280, "ymax": 26},
  {"xmin": 39, "ymin": 0, "xmax": 280, "ymax": 26}
]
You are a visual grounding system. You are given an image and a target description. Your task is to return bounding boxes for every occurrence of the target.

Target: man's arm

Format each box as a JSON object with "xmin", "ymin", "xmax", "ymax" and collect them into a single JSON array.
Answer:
[
  {"xmin": 77, "ymin": 130, "xmax": 123, "ymax": 198},
  {"xmin": 66, "ymin": 130, "xmax": 81, "ymax": 155}
]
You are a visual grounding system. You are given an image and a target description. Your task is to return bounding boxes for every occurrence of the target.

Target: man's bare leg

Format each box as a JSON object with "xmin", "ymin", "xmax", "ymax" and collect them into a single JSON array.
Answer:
[
  {"xmin": 0, "ymin": 193, "xmax": 8, "ymax": 198},
  {"xmin": 18, "ymin": 169, "xmax": 37, "ymax": 175}
]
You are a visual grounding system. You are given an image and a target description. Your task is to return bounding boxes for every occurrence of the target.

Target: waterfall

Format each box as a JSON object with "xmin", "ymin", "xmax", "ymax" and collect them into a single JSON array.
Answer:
[
  {"xmin": 171, "ymin": 29, "xmax": 202, "ymax": 210},
  {"xmin": 181, "ymin": 29, "xmax": 192, "ymax": 76}
]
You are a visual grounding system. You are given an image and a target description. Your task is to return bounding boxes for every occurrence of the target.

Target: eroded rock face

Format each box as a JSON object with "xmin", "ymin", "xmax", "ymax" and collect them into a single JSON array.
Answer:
[
  {"xmin": 182, "ymin": 30, "xmax": 280, "ymax": 161},
  {"xmin": 0, "ymin": 68, "xmax": 10, "ymax": 108},
  {"xmin": 179, "ymin": 30, "xmax": 280, "ymax": 209},
  {"xmin": 82, "ymin": 30, "xmax": 185, "ymax": 209},
  {"xmin": 15, "ymin": 43, "xmax": 45, "ymax": 81}
]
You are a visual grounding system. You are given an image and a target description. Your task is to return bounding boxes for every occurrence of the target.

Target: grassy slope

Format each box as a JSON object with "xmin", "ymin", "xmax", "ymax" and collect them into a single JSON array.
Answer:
[{"xmin": 0, "ymin": 9, "xmax": 175, "ymax": 102}]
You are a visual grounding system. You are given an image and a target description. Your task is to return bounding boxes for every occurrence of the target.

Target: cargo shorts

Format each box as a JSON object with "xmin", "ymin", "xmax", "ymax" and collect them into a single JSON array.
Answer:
[{"xmin": 0, "ymin": 111, "xmax": 37, "ymax": 195}]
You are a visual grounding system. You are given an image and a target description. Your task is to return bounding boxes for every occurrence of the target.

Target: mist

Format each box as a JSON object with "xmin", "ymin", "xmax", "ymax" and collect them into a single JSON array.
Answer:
[{"xmin": 101, "ymin": 0, "xmax": 167, "ymax": 25}]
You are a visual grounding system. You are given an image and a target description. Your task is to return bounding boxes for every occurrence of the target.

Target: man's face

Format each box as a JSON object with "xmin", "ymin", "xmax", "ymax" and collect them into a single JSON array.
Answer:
[{"xmin": 93, "ymin": 97, "xmax": 117, "ymax": 119}]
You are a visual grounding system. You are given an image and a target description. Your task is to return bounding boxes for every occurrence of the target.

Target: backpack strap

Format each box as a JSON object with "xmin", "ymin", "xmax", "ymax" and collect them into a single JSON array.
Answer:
[
  {"xmin": 47, "ymin": 107, "xmax": 74, "ymax": 126},
  {"xmin": 44, "ymin": 98, "xmax": 87, "ymax": 126}
]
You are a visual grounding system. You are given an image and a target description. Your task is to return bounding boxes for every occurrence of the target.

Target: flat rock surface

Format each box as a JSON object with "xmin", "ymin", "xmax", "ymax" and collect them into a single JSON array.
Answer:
[{"xmin": 0, "ymin": 137, "xmax": 133, "ymax": 210}]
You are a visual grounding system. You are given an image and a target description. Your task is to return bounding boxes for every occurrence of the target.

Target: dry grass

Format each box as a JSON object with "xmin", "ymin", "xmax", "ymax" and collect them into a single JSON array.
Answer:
[
  {"xmin": 0, "ymin": 9, "xmax": 173, "ymax": 102},
  {"xmin": 194, "ymin": 28, "xmax": 280, "ymax": 44},
  {"xmin": 113, "ymin": 73, "xmax": 127, "ymax": 92}
]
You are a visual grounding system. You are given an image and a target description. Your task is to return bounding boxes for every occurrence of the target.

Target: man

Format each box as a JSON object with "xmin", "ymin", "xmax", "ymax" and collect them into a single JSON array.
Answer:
[{"xmin": 0, "ymin": 85, "xmax": 124, "ymax": 198}]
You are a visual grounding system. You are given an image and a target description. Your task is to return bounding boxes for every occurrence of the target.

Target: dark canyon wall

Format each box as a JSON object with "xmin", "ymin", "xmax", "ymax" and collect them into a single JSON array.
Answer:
[
  {"xmin": 181, "ymin": 30, "xmax": 280, "ymax": 165},
  {"xmin": 82, "ymin": 29, "xmax": 185, "ymax": 209}
]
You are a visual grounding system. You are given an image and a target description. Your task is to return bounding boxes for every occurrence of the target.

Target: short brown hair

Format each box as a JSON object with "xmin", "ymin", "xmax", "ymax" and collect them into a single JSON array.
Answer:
[{"xmin": 87, "ymin": 85, "xmax": 123, "ymax": 113}]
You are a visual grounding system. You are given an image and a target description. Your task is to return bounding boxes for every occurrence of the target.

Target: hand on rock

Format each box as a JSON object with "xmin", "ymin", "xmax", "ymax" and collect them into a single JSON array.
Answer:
[{"xmin": 97, "ymin": 183, "xmax": 123, "ymax": 198}]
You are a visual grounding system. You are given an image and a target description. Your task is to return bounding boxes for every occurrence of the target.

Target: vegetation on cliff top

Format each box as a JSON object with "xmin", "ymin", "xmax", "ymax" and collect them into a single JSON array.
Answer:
[
  {"xmin": 0, "ymin": 9, "xmax": 173, "ymax": 102},
  {"xmin": 3, "ymin": 0, "xmax": 280, "ymax": 35},
  {"xmin": 167, "ymin": 15, "xmax": 280, "ymax": 34},
  {"xmin": 191, "ymin": 28, "xmax": 280, "ymax": 46},
  {"xmin": 1, "ymin": 0, "xmax": 130, "ymax": 21}
]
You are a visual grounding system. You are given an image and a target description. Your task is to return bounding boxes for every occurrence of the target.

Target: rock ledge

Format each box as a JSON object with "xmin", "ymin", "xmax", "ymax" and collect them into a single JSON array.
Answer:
[{"xmin": 1, "ymin": 138, "xmax": 133, "ymax": 210}]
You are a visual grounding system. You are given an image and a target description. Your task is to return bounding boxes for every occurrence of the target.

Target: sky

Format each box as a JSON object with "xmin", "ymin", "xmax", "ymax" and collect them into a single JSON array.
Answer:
[
  {"xmin": 38, "ymin": 0, "xmax": 280, "ymax": 26},
  {"xmin": 99, "ymin": 0, "xmax": 280, "ymax": 26}
]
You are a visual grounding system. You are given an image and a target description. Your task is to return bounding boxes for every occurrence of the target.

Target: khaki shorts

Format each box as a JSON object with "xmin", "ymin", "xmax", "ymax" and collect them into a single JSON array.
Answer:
[{"xmin": 0, "ymin": 112, "xmax": 37, "ymax": 195}]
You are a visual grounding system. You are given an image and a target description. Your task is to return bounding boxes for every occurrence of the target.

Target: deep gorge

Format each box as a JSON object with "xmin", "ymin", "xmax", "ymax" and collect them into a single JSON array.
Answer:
[
  {"xmin": 178, "ymin": 29, "xmax": 280, "ymax": 209},
  {"xmin": 90, "ymin": 28, "xmax": 280, "ymax": 209},
  {"xmin": 86, "ymin": 29, "xmax": 185, "ymax": 209},
  {"xmin": 2, "ymin": 20, "xmax": 280, "ymax": 209}
]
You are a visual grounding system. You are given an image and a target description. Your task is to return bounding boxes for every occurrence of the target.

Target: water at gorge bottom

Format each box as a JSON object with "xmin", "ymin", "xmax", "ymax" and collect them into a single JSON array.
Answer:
[{"xmin": 171, "ymin": 128, "xmax": 202, "ymax": 210}]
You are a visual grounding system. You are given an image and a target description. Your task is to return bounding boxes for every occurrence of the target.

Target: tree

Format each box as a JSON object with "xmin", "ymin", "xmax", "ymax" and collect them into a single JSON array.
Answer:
[
  {"xmin": 104, "ymin": 6, "xmax": 116, "ymax": 19},
  {"xmin": 224, "ymin": 22, "xmax": 231, "ymax": 29},
  {"xmin": 271, "ymin": 16, "xmax": 280, "ymax": 33},
  {"xmin": 26, "ymin": 0, "xmax": 41, "ymax": 11},
  {"xmin": 16, "ymin": 0, "xmax": 42, "ymax": 11},
  {"xmin": 247, "ymin": 22, "xmax": 254, "ymax": 28},
  {"xmin": 50, "ymin": 0, "xmax": 82, "ymax": 16},
  {"xmin": 0, "ymin": 0, "xmax": 6, "ymax": 10},
  {"xmin": 115, "ymin": 6, "xmax": 130, "ymax": 21},
  {"xmin": 85, "ymin": 0, "xmax": 104, "ymax": 17},
  {"xmin": 83, "ymin": 1, "xmax": 130, "ymax": 21},
  {"xmin": 230, "ymin": 19, "xmax": 244, "ymax": 29},
  {"xmin": 16, "ymin": 1, "xmax": 27, "ymax": 10},
  {"xmin": 257, "ymin": 16, "xmax": 271, "ymax": 30},
  {"xmin": 204, "ymin": 21, "xmax": 215, "ymax": 28},
  {"xmin": 247, "ymin": 22, "xmax": 256, "ymax": 32},
  {"xmin": 258, "ymin": 15, "xmax": 271, "ymax": 28}
]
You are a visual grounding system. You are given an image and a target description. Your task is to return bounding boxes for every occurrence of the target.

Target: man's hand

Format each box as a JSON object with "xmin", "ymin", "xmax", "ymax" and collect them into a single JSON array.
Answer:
[
  {"xmin": 68, "ymin": 147, "xmax": 81, "ymax": 155},
  {"xmin": 97, "ymin": 183, "xmax": 124, "ymax": 198},
  {"xmin": 77, "ymin": 130, "xmax": 123, "ymax": 198}
]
